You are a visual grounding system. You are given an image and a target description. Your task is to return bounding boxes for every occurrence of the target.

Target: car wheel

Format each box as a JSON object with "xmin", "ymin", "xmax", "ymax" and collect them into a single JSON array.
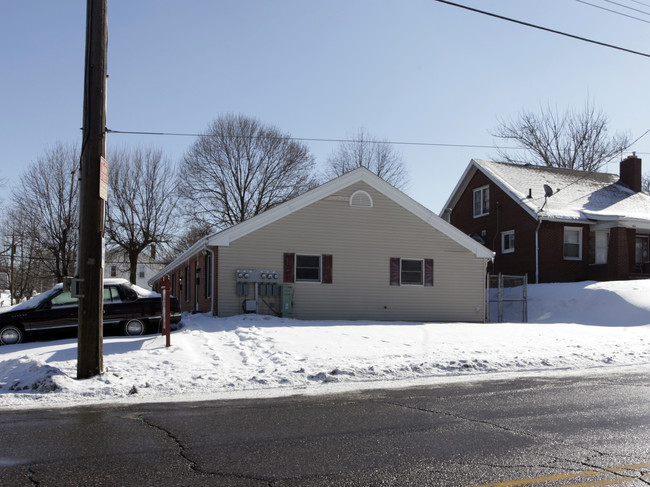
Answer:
[
  {"xmin": 123, "ymin": 319, "xmax": 146, "ymax": 336},
  {"xmin": 0, "ymin": 325, "xmax": 23, "ymax": 345}
]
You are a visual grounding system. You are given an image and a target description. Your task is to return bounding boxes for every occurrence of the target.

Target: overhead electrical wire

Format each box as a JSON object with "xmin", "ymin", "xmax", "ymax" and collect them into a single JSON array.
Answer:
[
  {"xmin": 106, "ymin": 129, "xmax": 521, "ymax": 151},
  {"xmin": 576, "ymin": 0, "xmax": 650, "ymax": 23},
  {"xmin": 106, "ymin": 128, "xmax": 649, "ymax": 156},
  {"xmin": 602, "ymin": 0, "xmax": 650, "ymax": 15},
  {"xmin": 431, "ymin": 0, "xmax": 650, "ymax": 58}
]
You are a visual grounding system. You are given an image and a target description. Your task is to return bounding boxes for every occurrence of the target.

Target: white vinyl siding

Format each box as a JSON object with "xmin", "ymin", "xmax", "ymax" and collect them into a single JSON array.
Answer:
[{"xmin": 218, "ymin": 182, "xmax": 488, "ymax": 322}]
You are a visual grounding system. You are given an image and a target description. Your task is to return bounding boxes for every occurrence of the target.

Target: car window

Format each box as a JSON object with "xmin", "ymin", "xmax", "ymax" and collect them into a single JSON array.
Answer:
[
  {"xmin": 103, "ymin": 286, "xmax": 122, "ymax": 303},
  {"xmin": 50, "ymin": 291, "xmax": 79, "ymax": 307}
]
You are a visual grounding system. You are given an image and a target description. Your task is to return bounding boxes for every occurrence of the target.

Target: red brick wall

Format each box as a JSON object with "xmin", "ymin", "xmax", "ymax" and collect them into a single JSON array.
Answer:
[
  {"xmin": 150, "ymin": 246, "xmax": 219, "ymax": 314},
  {"xmin": 450, "ymin": 170, "xmax": 598, "ymax": 283},
  {"xmin": 450, "ymin": 170, "xmax": 538, "ymax": 282}
]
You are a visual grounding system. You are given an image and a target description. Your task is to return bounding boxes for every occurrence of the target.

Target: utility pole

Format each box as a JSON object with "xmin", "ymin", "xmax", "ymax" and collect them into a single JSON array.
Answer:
[
  {"xmin": 77, "ymin": 0, "xmax": 107, "ymax": 379},
  {"xmin": 9, "ymin": 235, "xmax": 15, "ymax": 306}
]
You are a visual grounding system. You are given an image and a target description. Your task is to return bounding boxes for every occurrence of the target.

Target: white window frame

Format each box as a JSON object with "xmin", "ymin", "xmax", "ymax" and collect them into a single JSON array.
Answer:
[
  {"xmin": 473, "ymin": 186, "xmax": 489, "ymax": 218},
  {"xmin": 563, "ymin": 226, "xmax": 583, "ymax": 261},
  {"xmin": 594, "ymin": 231, "xmax": 609, "ymax": 265},
  {"xmin": 400, "ymin": 258, "xmax": 424, "ymax": 286},
  {"xmin": 295, "ymin": 254, "xmax": 322, "ymax": 283},
  {"xmin": 501, "ymin": 230, "xmax": 515, "ymax": 254}
]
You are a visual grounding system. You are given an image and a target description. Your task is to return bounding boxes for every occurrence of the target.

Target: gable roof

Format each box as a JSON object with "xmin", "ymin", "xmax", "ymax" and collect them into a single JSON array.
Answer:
[
  {"xmin": 443, "ymin": 159, "xmax": 650, "ymax": 226},
  {"xmin": 150, "ymin": 167, "xmax": 494, "ymax": 285}
]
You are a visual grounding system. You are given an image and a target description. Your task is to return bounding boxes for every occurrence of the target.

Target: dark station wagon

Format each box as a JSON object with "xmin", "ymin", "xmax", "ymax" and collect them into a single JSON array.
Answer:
[{"xmin": 0, "ymin": 278, "xmax": 182, "ymax": 345}]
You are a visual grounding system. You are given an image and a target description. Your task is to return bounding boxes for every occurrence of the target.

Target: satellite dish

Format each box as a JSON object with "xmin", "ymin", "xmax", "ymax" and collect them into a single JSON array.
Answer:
[{"xmin": 543, "ymin": 184, "xmax": 554, "ymax": 198}]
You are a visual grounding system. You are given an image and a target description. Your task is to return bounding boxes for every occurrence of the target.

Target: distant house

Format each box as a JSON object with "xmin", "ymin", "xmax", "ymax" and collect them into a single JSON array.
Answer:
[
  {"xmin": 149, "ymin": 167, "xmax": 494, "ymax": 322},
  {"xmin": 441, "ymin": 155, "xmax": 650, "ymax": 283},
  {"xmin": 104, "ymin": 247, "xmax": 162, "ymax": 290}
]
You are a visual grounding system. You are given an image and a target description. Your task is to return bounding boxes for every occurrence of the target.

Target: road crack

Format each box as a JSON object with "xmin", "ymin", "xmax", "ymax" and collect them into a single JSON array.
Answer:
[
  {"xmin": 27, "ymin": 464, "xmax": 40, "ymax": 486},
  {"xmin": 380, "ymin": 400, "xmax": 541, "ymax": 439},
  {"xmin": 136, "ymin": 414, "xmax": 271, "ymax": 485}
]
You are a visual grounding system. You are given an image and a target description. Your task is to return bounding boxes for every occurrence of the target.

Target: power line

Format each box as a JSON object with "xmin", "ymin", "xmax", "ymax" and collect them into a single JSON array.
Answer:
[
  {"xmin": 576, "ymin": 0, "xmax": 650, "ymax": 23},
  {"xmin": 431, "ymin": 0, "xmax": 650, "ymax": 58},
  {"xmin": 628, "ymin": 0, "xmax": 650, "ymax": 8},
  {"xmin": 106, "ymin": 128, "xmax": 522, "ymax": 151},
  {"xmin": 106, "ymin": 128, "xmax": 649, "ymax": 156},
  {"xmin": 603, "ymin": 0, "xmax": 650, "ymax": 16}
]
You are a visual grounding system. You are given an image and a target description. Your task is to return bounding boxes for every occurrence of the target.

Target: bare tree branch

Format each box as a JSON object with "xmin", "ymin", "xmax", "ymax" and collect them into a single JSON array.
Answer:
[
  {"xmin": 492, "ymin": 101, "xmax": 630, "ymax": 171},
  {"xmin": 323, "ymin": 128, "xmax": 409, "ymax": 189},
  {"xmin": 105, "ymin": 146, "xmax": 178, "ymax": 284},
  {"xmin": 179, "ymin": 114, "xmax": 318, "ymax": 230}
]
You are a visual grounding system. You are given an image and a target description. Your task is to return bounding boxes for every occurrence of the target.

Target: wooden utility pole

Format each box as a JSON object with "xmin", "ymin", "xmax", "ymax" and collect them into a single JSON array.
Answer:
[{"xmin": 77, "ymin": 0, "xmax": 108, "ymax": 379}]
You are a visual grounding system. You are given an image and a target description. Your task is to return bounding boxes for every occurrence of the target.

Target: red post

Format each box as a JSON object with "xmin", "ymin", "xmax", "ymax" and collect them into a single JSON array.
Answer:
[{"xmin": 161, "ymin": 275, "xmax": 171, "ymax": 347}]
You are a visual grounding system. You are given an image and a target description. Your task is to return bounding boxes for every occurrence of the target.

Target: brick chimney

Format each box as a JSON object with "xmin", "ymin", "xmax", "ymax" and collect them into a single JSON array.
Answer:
[{"xmin": 619, "ymin": 154, "xmax": 642, "ymax": 192}]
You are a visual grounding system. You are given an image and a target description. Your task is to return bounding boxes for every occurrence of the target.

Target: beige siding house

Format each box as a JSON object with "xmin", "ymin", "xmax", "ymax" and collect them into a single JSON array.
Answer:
[{"xmin": 150, "ymin": 168, "xmax": 494, "ymax": 322}]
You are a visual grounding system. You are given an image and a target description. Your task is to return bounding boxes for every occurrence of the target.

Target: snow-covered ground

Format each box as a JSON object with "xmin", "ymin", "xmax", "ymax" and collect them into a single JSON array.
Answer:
[{"xmin": 1, "ymin": 279, "xmax": 649, "ymax": 409}]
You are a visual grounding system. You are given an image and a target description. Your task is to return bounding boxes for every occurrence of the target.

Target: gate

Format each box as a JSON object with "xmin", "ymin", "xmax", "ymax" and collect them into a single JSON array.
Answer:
[{"xmin": 486, "ymin": 273, "xmax": 528, "ymax": 323}]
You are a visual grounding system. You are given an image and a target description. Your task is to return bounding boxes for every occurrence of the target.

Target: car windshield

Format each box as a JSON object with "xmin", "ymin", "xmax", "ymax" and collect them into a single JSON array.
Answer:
[{"xmin": 10, "ymin": 286, "xmax": 62, "ymax": 311}]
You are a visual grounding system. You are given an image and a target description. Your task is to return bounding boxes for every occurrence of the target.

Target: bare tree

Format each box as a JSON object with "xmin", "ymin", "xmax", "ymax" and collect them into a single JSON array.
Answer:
[
  {"xmin": 492, "ymin": 101, "xmax": 630, "ymax": 172},
  {"xmin": 179, "ymin": 114, "xmax": 318, "ymax": 230},
  {"xmin": 324, "ymin": 128, "xmax": 408, "ymax": 189},
  {"xmin": 643, "ymin": 173, "xmax": 650, "ymax": 195},
  {"xmin": 106, "ymin": 147, "xmax": 178, "ymax": 285},
  {"xmin": 11, "ymin": 143, "xmax": 79, "ymax": 282}
]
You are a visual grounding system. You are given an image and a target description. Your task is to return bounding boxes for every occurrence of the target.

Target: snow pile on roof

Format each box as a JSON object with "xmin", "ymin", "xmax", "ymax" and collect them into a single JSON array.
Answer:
[
  {"xmin": 474, "ymin": 159, "xmax": 650, "ymax": 222},
  {"xmin": 0, "ymin": 279, "xmax": 649, "ymax": 409}
]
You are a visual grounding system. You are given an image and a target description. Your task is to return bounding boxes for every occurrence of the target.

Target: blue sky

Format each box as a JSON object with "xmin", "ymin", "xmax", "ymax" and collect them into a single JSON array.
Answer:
[{"xmin": 2, "ymin": 1, "xmax": 649, "ymax": 214}]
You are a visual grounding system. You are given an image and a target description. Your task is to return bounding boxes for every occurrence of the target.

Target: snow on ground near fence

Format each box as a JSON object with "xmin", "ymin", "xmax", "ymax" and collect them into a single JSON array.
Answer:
[{"xmin": 0, "ymin": 280, "xmax": 649, "ymax": 409}]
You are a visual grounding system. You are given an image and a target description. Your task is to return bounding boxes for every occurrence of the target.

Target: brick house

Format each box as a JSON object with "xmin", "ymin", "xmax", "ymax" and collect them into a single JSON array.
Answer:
[
  {"xmin": 441, "ymin": 155, "xmax": 650, "ymax": 283},
  {"xmin": 149, "ymin": 167, "xmax": 493, "ymax": 322}
]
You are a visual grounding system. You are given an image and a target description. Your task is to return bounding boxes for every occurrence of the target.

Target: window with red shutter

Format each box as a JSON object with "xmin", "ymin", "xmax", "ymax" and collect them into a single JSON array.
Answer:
[
  {"xmin": 322, "ymin": 254, "xmax": 333, "ymax": 284},
  {"xmin": 283, "ymin": 253, "xmax": 295, "ymax": 283}
]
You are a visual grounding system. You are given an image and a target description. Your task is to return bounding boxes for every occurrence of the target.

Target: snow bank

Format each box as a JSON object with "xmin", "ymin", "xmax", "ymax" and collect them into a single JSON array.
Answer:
[{"xmin": 0, "ymin": 279, "xmax": 649, "ymax": 409}]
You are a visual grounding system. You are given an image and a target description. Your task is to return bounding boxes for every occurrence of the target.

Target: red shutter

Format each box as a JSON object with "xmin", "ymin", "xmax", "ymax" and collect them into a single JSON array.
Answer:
[
  {"xmin": 283, "ymin": 253, "xmax": 295, "ymax": 283},
  {"xmin": 322, "ymin": 254, "xmax": 333, "ymax": 284},
  {"xmin": 390, "ymin": 257, "xmax": 400, "ymax": 286},
  {"xmin": 424, "ymin": 258, "xmax": 434, "ymax": 286}
]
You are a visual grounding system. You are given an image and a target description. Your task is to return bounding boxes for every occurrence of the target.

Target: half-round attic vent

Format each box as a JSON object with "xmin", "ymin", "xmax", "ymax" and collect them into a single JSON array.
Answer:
[{"xmin": 349, "ymin": 190, "xmax": 373, "ymax": 208}]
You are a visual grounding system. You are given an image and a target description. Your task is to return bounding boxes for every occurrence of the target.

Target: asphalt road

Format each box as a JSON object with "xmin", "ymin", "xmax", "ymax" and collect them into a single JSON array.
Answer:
[{"xmin": 1, "ymin": 367, "xmax": 649, "ymax": 486}]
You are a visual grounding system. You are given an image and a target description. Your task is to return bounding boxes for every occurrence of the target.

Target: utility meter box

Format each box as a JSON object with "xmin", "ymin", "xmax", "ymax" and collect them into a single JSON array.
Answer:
[{"xmin": 281, "ymin": 285, "xmax": 293, "ymax": 318}]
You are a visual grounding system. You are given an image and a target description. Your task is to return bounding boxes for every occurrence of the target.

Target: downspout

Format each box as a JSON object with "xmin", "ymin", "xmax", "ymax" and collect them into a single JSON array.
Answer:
[
  {"xmin": 535, "ymin": 217, "xmax": 543, "ymax": 284},
  {"xmin": 205, "ymin": 246, "xmax": 216, "ymax": 316}
]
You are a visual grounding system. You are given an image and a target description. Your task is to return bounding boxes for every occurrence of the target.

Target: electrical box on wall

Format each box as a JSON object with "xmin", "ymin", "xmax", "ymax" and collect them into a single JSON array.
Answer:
[
  {"xmin": 235, "ymin": 269, "xmax": 279, "ymax": 282},
  {"xmin": 281, "ymin": 284, "xmax": 293, "ymax": 318}
]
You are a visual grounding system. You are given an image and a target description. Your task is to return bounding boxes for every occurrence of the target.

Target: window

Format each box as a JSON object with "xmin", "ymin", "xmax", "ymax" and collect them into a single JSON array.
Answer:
[
  {"xmin": 138, "ymin": 265, "xmax": 145, "ymax": 279},
  {"xmin": 390, "ymin": 258, "xmax": 434, "ymax": 286},
  {"xmin": 50, "ymin": 291, "xmax": 78, "ymax": 307},
  {"xmin": 473, "ymin": 186, "xmax": 489, "ymax": 217},
  {"xmin": 295, "ymin": 255, "xmax": 321, "ymax": 282},
  {"xmin": 401, "ymin": 259, "xmax": 423, "ymax": 285},
  {"xmin": 595, "ymin": 231, "xmax": 609, "ymax": 264},
  {"xmin": 283, "ymin": 253, "xmax": 333, "ymax": 284},
  {"xmin": 103, "ymin": 286, "xmax": 121, "ymax": 303},
  {"xmin": 501, "ymin": 230, "xmax": 515, "ymax": 254},
  {"xmin": 110, "ymin": 265, "xmax": 117, "ymax": 277},
  {"xmin": 636, "ymin": 236, "xmax": 649, "ymax": 264},
  {"xmin": 563, "ymin": 227, "xmax": 583, "ymax": 260}
]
